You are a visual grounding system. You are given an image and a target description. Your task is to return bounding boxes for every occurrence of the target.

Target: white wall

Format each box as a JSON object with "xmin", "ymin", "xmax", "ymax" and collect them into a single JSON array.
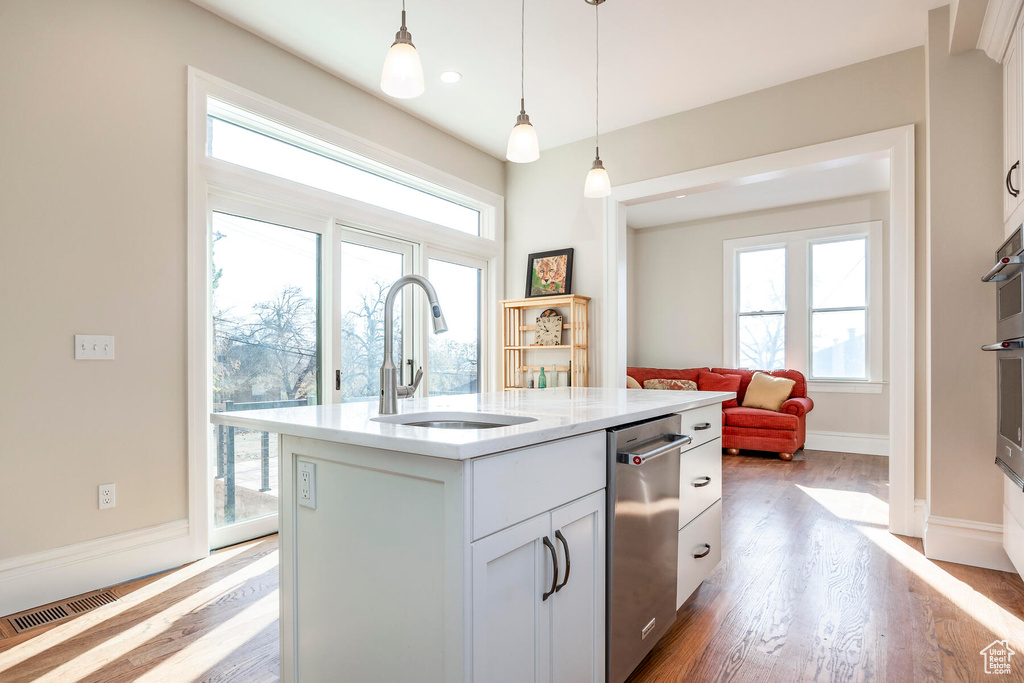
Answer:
[
  {"xmin": 925, "ymin": 7, "xmax": 1004, "ymax": 524},
  {"xmin": 628, "ymin": 193, "xmax": 890, "ymax": 437},
  {"xmin": 0, "ymin": 0, "xmax": 504, "ymax": 563},
  {"xmin": 507, "ymin": 47, "xmax": 928, "ymax": 494}
]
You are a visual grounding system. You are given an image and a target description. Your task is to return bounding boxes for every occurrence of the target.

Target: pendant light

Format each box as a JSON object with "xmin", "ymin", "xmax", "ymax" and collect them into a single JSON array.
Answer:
[
  {"xmin": 381, "ymin": 0, "xmax": 425, "ymax": 99},
  {"xmin": 583, "ymin": 0, "xmax": 611, "ymax": 198},
  {"xmin": 506, "ymin": 0, "xmax": 540, "ymax": 162}
]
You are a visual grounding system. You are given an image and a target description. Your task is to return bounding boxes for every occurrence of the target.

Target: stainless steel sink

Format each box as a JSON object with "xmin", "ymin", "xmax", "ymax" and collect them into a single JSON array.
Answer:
[{"xmin": 372, "ymin": 411, "xmax": 537, "ymax": 430}]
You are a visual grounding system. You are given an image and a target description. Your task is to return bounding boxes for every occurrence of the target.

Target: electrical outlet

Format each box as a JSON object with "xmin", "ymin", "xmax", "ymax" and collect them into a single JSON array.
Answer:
[
  {"xmin": 298, "ymin": 461, "xmax": 316, "ymax": 509},
  {"xmin": 99, "ymin": 483, "xmax": 115, "ymax": 509}
]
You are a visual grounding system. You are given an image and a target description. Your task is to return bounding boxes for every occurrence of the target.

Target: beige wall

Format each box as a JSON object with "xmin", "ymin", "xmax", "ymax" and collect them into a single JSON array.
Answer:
[
  {"xmin": 925, "ymin": 7, "xmax": 1004, "ymax": 522},
  {"xmin": 0, "ymin": 0, "xmax": 504, "ymax": 560},
  {"xmin": 507, "ymin": 48, "xmax": 928, "ymax": 495},
  {"xmin": 628, "ymin": 193, "xmax": 890, "ymax": 437}
]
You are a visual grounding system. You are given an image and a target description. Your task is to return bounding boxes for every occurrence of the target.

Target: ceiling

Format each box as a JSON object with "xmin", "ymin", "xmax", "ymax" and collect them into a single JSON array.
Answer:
[
  {"xmin": 190, "ymin": 0, "xmax": 945, "ymax": 159},
  {"xmin": 627, "ymin": 154, "xmax": 891, "ymax": 229}
]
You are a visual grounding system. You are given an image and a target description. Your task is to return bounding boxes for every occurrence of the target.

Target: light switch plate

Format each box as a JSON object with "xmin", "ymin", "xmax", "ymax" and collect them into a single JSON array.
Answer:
[
  {"xmin": 298, "ymin": 461, "xmax": 316, "ymax": 509},
  {"xmin": 75, "ymin": 335, "xmax": 115, "ymax": 360}
]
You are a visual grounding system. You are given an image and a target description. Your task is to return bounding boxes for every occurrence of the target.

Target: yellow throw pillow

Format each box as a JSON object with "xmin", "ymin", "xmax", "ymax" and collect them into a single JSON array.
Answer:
[
  {"xmin": 642, "ymin": 378, "xmax": 698, "ymax": 391},
  {"xmin": 741, "ymin": 372, "xmax": 796, "ymax": 412},
  {"xmin": 626, "ymin": 375, "xmax": 642, "ymax": 389}
]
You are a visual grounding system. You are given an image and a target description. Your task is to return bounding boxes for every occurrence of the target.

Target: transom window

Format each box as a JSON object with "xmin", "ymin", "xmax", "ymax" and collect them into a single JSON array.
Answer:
[
  {"xmin": 724, "ymin": 222, "xmax": 882, "ymax": 384},
  {"xmin": 207, "ymin": 98, "xmax": 482, "ymax": 236}
]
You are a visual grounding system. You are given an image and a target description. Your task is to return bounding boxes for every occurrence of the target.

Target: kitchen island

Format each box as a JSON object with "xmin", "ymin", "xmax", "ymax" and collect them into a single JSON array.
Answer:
[{"xmin": 212, "ymin": 387, "xmax": 731, "ymax": 683}]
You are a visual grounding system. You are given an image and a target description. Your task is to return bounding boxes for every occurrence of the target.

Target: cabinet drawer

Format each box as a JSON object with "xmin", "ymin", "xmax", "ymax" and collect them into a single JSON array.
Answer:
[
  {"xmin": 679, "ymin": 439, "xmax": 722, "ymax": 529},
  {"xmin": 1005, "ymin": 505, "xmax": 1024, "ymax": 577},
  {"xmin": 678, "ymin": 403, "xmax": 721, "ymax": 450},
  {"xmin": 1005, "ymin": 477, "xmax": 1024, "ymax": 529},
  {"xmin": 676, "ymin": 500, "xmax": 722, "ymax": 609},
  {"xmin": 472, "ymin": 432, "xmax": 605, "ymax": 541}
]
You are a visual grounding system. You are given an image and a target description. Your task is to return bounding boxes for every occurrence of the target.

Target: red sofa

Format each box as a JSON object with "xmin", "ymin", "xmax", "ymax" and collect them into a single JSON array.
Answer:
[{"xmin": 626, "ymin": 366, "xmax": 814, "ymax": 461}]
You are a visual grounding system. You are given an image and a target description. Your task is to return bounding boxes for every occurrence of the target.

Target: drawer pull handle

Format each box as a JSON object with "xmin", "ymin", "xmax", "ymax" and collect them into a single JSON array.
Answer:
[
  {"xmin": 693, "ymin": 476, "xmax": 712, "ymax": 488},
  {"xmin": 542, "ymin": 536, "xmax": 558, "ymax": 601},
  {"xmin": 554, "ymin": 530, "xmax": 571, "ymax": 592},
  {"xmin": 693, "ymin": 543, "xmax": 712, "ymax": 559},
  {"xmin": 694, "ymin": 422, "xmax": 711, "ymax": 431}
]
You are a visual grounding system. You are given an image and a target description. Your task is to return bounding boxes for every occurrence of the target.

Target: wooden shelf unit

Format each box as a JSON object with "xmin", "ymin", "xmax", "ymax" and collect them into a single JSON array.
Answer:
[{"xmin": 501, "ymin": 294, "xmax": 590, "ymax": 390}]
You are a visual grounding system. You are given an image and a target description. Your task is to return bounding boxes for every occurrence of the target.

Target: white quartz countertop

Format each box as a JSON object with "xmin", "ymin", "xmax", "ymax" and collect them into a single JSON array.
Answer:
[{"xmin": 210, "ymin": 388, "xmax": 732, "ymax": 460}]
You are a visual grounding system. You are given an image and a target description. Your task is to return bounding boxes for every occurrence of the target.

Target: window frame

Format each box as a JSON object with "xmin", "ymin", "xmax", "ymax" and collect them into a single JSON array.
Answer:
[
  {"xmin": 187, "ymin": 68, "xmax": 504, "ymax": 555},
  {"xmin": 723, "ymin": 221, "xmax": 883, "ymax": 391}
]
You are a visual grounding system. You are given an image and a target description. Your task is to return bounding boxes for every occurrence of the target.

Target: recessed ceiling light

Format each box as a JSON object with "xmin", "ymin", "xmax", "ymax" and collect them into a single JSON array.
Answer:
[
  {"xmin": 675, "ymin": 194, "xmax": 688, "ymax": 199},
  {"xmin": 440, "ymin": 70, "xmax": 462, "ymax": 84}
]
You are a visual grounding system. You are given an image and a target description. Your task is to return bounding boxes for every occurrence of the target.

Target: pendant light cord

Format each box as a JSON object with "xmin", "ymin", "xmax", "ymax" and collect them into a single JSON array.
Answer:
[
  {"xmin": 520, "ymin": 0, "xmax": 526, "ymax": 111},
  {"xmin": 595, "ymin": 0, "xmax": 600, "ymax": 156}
]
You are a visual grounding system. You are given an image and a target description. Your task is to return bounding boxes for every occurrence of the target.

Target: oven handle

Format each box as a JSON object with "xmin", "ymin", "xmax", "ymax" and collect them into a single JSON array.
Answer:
[
  {"xmin": 981, "ymin": 255, "xmax": 1024, "ymax": 282},
  {"xmin": 982, "ymin": 341, "xmax": 1024, "ymax": 351}
]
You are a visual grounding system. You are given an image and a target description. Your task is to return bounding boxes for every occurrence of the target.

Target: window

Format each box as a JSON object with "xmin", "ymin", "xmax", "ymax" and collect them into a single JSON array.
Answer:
[
  {"xmin": 207, "ymin": 99, "xmax": 482, "ymax": 236},
  {"xmin": 190, "ymin": 72, "xmax": 502, "ymax": 550},
  {"xmin": 810, "ymin": 238, "xmax": 867, "ymax": 379},
  {"xmin": 724, "ymin": 222, "xmax": 882, "ymax": 387},
  {"xmin": 737, "ymin": 248, "xmax": 787, "ymax": 370}
]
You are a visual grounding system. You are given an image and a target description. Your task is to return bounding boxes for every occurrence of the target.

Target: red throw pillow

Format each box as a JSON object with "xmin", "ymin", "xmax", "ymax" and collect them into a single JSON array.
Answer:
[{"xmin": 697, "ymin": 371, "xmax": 741, "ymax": 408}]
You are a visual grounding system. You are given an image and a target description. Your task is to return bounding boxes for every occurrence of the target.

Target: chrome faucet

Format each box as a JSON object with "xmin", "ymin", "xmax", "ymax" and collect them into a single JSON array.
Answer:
[{"xmin": 379, "ymin": 275, "xmax": 448, "ymax": 414}]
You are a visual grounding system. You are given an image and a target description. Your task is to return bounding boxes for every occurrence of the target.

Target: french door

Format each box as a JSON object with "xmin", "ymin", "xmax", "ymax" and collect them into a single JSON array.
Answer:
[
  {"xmin": 207, "ymin": 214, "xmax": 487, "ymax": 549},
  {"xmin": 209, "ymin": 209, "xmax": 323, "ymax": 549}
]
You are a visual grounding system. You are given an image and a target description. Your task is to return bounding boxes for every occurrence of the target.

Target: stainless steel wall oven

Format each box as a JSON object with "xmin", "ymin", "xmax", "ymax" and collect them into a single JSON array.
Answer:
[{"xmin": 983, "ymin": 226, "xmax": 1024, "ymax": 490}]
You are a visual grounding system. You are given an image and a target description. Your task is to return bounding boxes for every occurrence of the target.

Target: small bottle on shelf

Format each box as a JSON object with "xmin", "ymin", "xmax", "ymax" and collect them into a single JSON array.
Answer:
[
  {"xmin": 549, "ymin": 365, "xmax": 558, "ymax": 388},
  {"xmin": 538, "ymin": 366, "xmax": 547, "ymax": 389}
]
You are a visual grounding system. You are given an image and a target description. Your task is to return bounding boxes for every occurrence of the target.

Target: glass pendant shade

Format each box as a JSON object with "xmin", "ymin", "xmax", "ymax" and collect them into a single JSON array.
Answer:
[
  {"xmin": 584, "ymin": 156, "xmax": 611, "ymax": 198},
  {"xmin": 381, "ymin": 13, "xmax": 424, "ymax": 99},
  {"xmin": 506, "ymin": 107, "xmax": 540, "ymax": 163}
]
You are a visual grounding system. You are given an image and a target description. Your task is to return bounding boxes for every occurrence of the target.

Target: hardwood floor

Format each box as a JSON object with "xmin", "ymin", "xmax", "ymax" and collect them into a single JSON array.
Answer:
[
  {"xmin": 2, "ymin": 450, "xmax": 1023, "ymax": 682},
  {"xmin": 628, "ymin": 450, "xmax": 1024, "ymax": 683}
]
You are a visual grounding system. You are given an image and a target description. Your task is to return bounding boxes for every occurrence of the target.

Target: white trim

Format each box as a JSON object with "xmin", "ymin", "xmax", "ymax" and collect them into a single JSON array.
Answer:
[
  {"xmin": 0, "ymin": 520, "xmax": 192, "ymax": 617},
  {"xmin": 923, "ymin": 514, "xmax": 1016, "ymax": 572},
  {"xmin": 606, "ymin": 126, "xmax": 916, "ymax": 536},
  {"xmin": 805, "ymin": 430, "xmax": 889, "ymax": 457},
  {"xmin": 808, "ymin": 380, "xmax": 885, "ymax": 394},
  {"xmin": 915, "ymin": 498, "xmax": 929, "ymax": 538},
  {"xmin": 978, "ymin": 0, "xmax": 1024, "ymax": 62}
]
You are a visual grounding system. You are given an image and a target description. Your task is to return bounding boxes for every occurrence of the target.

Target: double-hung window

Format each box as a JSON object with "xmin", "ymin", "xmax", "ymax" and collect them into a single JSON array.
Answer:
[{"xmin": 725, "ymin": 222, "xmax": 882, "ymax": 388}]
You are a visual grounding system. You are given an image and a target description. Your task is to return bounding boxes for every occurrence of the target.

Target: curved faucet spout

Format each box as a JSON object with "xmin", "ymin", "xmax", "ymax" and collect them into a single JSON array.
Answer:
[{"xmin": 380, "ymin": 275, "xmax": 448, "ymax": 414}]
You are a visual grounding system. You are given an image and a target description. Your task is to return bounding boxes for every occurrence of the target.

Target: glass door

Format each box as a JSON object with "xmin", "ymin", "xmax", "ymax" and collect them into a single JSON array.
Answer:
[
  {"xmin": 335, "ymin": 228, "xmax": 415, "ymax": 403},
  {"xmin": 209, "ymin": 211, "xmax": 321, "ymax": 549},
  {"xmin": 426, "ymin": 254, "xmax": 484, "ymax": 395}
]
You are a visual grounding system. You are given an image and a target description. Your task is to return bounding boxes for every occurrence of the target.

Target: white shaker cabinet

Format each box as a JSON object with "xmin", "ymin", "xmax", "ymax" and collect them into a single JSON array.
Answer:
[
  {"xmin": 1005, "ymin": 29, "xmax": 1022, "ymax": 222},
  {"xmin": 472, "ymin": 491, "xmax": 606, "ymax": 683}
]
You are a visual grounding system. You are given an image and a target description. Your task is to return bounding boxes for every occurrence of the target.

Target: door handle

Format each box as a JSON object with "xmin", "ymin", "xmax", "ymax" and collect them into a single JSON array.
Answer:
[
  {"xmin": 693, "ymin": 543, "xmax": 712, "ymax": 559},
  {"xmin": 618, "ymin": 434, "xmax": 692, "ymax": 465},
  {"xmin": 694, "ymin": 422, "xmax": 711, "ymax": 431},
  {"xmin": 981, "ymin": 256, "xmax": 1024, "ymax": 282},
  {"xmin": 693, "ymin": 476, "xmax": 712, "ymax": 488},
  {"xmin": 542, "ymin": 536, "xmax": 558, "ymax": 601},
  {"xmin": 1009, "ymin": 161, "xmax": 1020, "ymax": 198},
  {"xmin": 982, "ymin": 340, "xmax": 1024, "ymax": 351},
  {"xmin": 554, "ymin": 530, "xmax": 571, "ymax": 592}
]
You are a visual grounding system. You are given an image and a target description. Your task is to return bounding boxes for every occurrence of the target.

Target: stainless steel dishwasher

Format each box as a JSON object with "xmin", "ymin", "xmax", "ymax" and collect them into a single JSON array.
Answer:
[{"xmin": 607, "ymin": 414, "xmax": 690, "ymax": 683}]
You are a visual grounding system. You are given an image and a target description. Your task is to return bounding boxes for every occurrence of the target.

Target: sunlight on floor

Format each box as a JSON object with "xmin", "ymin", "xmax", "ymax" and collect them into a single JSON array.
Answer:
[
  {"xmin": 1, "ymin": 543, "xmax": 278, "ymax": 683},
  {"xmin": 133, "ymin": 589, "xmax": 278, "ymax": 683},
  {"xmin": 0, "ymin": 542, "xmax": 258, "ymax": 674},
  {"xmin": 796, "ymin": 485, "xmax": 1024, "ymax": 650}
]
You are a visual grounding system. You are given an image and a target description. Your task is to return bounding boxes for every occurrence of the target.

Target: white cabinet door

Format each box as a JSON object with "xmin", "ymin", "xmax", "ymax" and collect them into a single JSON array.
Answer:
[
  {"xmin": 1005, "ymin": 33, "xmax": 1021, "ymax": 221},
  {"xmin": 550, "ymin": 491, "xmax": 606, "ymax": 683},
  {"xmin": 472, "ymin": 513, "xmax": 554, "ymax": 683}
]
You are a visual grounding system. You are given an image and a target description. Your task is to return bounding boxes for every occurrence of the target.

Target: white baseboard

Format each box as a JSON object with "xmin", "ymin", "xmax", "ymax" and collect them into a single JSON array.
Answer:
[
  {"xmin": 0, "ymin": 519, "xmax": 196, "ymax": 617},
  {"xmin": 914, "ymin": 499, "xmax": 928, "ymax": 538},
  {"xmin": 923, "ymin": 514, "xmax": 1016, "ymax": 572},
  {"xmin": 805, "ymin": 430, "xmax": 889, "ymax": 456}
]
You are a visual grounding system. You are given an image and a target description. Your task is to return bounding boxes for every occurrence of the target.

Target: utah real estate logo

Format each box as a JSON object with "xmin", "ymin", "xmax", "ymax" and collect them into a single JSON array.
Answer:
[{"xmin": 980, "ymin": 640, "xmax": 1015, "ymax": 675}]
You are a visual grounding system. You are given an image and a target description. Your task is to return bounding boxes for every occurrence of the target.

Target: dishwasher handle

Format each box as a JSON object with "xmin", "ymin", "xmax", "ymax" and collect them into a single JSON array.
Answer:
[{"xmin": 618, "ymin": 434, "xmax": 692, "ymax": 466}]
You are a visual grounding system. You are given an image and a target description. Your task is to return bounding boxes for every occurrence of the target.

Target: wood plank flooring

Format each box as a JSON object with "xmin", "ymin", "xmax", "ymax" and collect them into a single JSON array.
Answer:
[
  {"xmin": 2, "ymin": 450, "xmax": 1023, "ymax": 682},
  {"xmin": 628, "ymin": 451, "xmax": 1024, "ymax": 683}
]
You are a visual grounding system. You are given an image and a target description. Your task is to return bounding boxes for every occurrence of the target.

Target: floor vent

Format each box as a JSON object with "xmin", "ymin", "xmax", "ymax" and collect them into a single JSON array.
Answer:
[{"xmin": 8, "ymin": 590, "xmax": 118, "ymax": 634}]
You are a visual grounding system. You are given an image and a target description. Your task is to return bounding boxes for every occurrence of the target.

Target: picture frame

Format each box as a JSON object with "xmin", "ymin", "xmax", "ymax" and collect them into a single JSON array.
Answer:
[{"xmin": 525, "ymin": 248, "xmax": 574, "ymax": 298}]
